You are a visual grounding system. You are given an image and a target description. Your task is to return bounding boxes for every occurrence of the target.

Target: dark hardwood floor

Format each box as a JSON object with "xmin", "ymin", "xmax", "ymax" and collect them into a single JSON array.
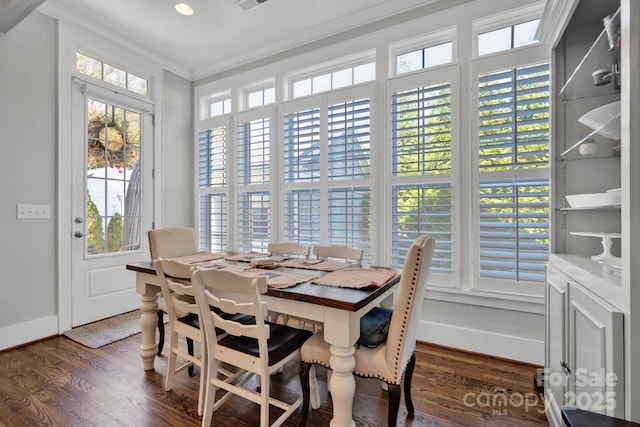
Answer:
[{"xmin": 0, "ymin": 333, "xmax": 549, "ymax": 426}]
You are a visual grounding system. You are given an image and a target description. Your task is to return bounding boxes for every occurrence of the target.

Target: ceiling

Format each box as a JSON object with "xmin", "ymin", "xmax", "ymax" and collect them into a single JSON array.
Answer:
[{"xmin": 33, "ymin": 0, "xmax": 445, "ymax": 80}]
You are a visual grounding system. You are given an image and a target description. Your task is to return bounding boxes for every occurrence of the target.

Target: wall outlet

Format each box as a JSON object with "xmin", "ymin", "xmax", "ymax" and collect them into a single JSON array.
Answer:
[{"xmin": 17, "ymin": 204, "xmax": 50, "ymax": 219}]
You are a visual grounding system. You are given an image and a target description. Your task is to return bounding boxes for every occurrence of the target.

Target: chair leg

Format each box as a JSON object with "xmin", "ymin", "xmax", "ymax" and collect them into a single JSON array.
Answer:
[
  {"xmin": 387, "ymin": 382, "xmax": 401, "ymax": 427},
  {"xmin": 187, "ymin": 337, "xmax": 195, "ymax": 376},
  {"xmin": 156, "ymin": 310, "xmax": 165, "ymax": 355},
  {"xmin": 299, "ymin": 362, "xmax": 311, "ymax": 427},
  {"xmin": 404, "ymin": 353, "xmax": 416, "ymax": 417}
]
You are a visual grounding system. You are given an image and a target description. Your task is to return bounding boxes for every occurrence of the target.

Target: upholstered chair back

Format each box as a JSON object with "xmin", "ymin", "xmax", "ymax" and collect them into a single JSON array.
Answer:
[
  {"xmin": 384, "ymin": 235, "xmax": 435, "ymax": 381},
  {"xmin": 148, "ymin": 226, "xmax": 197, "ymax": 261}
]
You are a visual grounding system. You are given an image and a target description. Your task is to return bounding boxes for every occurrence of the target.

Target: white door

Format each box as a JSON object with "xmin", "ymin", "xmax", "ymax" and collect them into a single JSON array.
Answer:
[{"xmin": 70, "ymin": 83, "xmax": 154, "ymax": 327}]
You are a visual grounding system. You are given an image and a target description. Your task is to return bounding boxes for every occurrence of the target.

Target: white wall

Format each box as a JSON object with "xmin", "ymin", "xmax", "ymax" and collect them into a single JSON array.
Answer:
[
  {"xmin": 0, "ymin": 11, "xmax": 59, "ymax": 347},
  {"xmin": 160, "ymin": 70, "xmax": 194, "ymax": 227}
]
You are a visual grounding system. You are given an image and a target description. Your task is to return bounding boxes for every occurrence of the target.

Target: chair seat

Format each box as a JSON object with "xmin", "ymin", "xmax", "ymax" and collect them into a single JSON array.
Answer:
[
  {"xmin": 301, "ymin": 330, "xmax": 396, "ymax": 382},
  {"xmin": 219, "ymin": 323, "xmax": 312, "ymax": 366},
  {"xmin": 185, "ymin": 309, "xmax": 255, "ymax": 335}
]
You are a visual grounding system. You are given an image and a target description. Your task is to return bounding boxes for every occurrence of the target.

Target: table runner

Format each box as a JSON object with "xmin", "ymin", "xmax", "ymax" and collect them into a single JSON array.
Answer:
[
  {"xmin": 311, "ymin": 268, "xmax": 397, "ymax": 289},
  {"xmin": 279, "ymin": 258, "xmax": 353, "ymax": 272}
]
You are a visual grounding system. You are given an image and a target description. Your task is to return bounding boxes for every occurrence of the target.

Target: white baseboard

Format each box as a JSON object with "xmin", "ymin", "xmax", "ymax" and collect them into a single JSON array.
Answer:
[
  {"xmin": 417, "ymin": 319, "xmax": 544, "ymax": 365},
  {"xmin": 0, "ymin": 315, "xmax": 59, "ymax": 351}
]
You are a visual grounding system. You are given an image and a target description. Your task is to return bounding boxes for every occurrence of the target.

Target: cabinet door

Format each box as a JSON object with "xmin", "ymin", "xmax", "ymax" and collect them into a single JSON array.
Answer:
[
  {"xmin": 545, "ymin": 266, "xmax": 569, "ymax": 425},
  {"xmin": 568, "ymin": 283, "xmax": 624, "ymax": 418}
]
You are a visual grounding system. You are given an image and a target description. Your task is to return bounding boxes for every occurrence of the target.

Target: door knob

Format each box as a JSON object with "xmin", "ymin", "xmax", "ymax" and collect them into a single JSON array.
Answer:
[{"xmin": 75, "ymin": 231, "xmax": 85, "ymax": 238}]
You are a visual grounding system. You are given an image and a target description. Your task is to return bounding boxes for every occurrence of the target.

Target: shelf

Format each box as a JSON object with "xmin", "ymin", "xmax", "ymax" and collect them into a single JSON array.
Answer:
[
  {"xmin": 560, "ymin": 206, "xmax": 620, "ymax": 211},
  {"xmin": 560, "ymin": 101, "xmax": 621, "ymax": 157},
  {"xmin": 569, "ymin": 231, "xmax": 621, "ymax": 264},
  {"xmin": 558, "ymin": 7, "xmax": 620, "ymax": 96}
]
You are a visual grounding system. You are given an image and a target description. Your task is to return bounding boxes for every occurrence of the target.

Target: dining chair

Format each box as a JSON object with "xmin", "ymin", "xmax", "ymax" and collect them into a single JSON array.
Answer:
[
  {"xmin": 267, "ymin": 242, "xmax": 310, "ymax": 258},
  {"xmin": 148, "ymin": 226, "xmax": 198, "ymax": 355},
  {"xmin": 299, "ymin": 235, "xmax": 435, "ymax": 427},
  {"xmin": 154, "ymin": 257, "xmax": 206, "ymax": 416},
  {"xmin": 312, "ymin": 244, "xmax": 363, "ymax": 264},
  {"xmin": 266, "ymin": 242, "xmax": 310, "ymax": 326},
  {"xmin": 191, "ymin": 266, "xmax": 312, "ymax": 427}
]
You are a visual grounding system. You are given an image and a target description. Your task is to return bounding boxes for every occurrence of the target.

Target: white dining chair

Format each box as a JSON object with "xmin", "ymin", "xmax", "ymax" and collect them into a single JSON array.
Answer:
[
  {"xmin": 312, "ymin": 244, "xmax": 363, "ymax": 264},
  {"xmin": 191, "ymin": 266, "xmax": 312, "ymax": 427},
  {"xmin": 154, "ymin": 257, "xmax": 206, "ymax": 416},
  {"xmin": 267, "ymin": 242, "xmax": 311, "ymax": 258},
  {"xmin": 148, "ymin": 226, "xmax": 198, "ymax": 355},
  {"xmin": 299, "ymin": 235, "xmax": 435, "ymax": 427}
]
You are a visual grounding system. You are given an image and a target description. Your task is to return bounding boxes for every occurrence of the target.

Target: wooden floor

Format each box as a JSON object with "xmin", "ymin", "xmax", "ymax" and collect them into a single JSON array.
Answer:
[{"xmin": 0, "ymin": 334, "xmax": 550, "ymax": 427}]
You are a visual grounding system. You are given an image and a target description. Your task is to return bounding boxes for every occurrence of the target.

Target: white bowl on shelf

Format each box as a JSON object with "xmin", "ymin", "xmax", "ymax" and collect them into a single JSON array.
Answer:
[{"xmin": 565, "ymin": 191, "xmax": 621, "ymax": 208}]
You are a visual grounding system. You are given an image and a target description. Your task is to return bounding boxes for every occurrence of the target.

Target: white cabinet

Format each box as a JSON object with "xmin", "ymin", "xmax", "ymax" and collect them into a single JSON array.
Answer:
[
  {"xmin": 545, "ymin": 263, "xmax": 624, "ymax": 427},
  {"xmin": 545, "ymin": 266, "xmax": 568, "ymax": 427},
  {"xmin": 540, "ymin": 0, "xmax": 640, "ymax": 422}
]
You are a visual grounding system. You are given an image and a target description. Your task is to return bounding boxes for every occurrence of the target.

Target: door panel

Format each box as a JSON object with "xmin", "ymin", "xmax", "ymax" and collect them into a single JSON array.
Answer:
[{"xmin": 70, "ymin": 84, "xmax": 153, "ymax": 327}]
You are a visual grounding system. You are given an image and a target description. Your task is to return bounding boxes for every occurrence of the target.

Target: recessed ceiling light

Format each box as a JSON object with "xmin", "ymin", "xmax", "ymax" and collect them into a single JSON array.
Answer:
[{"xmin": 175, "ymin": 3, "xmax": 194, "ymax": 16}]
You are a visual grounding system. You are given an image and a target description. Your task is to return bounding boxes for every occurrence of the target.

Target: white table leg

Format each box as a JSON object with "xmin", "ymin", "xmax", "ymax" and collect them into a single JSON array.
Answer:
[
  {"xmin": 328, "ymin": 344, "xmax": 357, "ymax": 427},
  {"xmin": 139, "ymin": 291, "xmax": 158, "ymax": 371}
]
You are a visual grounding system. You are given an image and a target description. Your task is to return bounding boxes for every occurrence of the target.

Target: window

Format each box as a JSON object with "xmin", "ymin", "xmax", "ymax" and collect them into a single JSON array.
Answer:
[
  {"xmin": 291, "ymin": 62, "xmax": 375, "ymax": 98},
  {"xmin": 396, "ymin": 42, "xmax": 453, "ymax": 74},
  {"xmin": 283, "ymin": 108, "xmax": 321, "ymax": 182},
  {"xmin": 247, "ymin": 87, "xmax": 275, "ymax": 109},
  {"xmin": 76, "ymin": 53, "xmax": 148, "ymax": 96},
  {"xmin": 478, "ymin": 19, "xmax": 540, "ymax": 56},
  {"xmin": 237, "ymin": 113, "xmax": 272, "ymax": 252},
  {"xmin": 476, "ymin": 63, "xmax": 550, "ymax": 284},
  {"xmin": 389, "ymin": 69, "xmax": 455, "ymax": 279},
  {"xmin": 282, "ymin": 86, "xmax": 374, "ymax": 261},
  {"xmin": 85, "ymin": 99, "xmax": 142, "ymax": 254},
  {"xmin": 209, "ymin": 97, "xmax": 231, "ymax": 117},
  {"xmin": 194, "ymin": 3, "xmax": 549, "ymax": 297},
  {"xmin": 198, "ymin": 124, "xmax": 228, "ymax": 252}
]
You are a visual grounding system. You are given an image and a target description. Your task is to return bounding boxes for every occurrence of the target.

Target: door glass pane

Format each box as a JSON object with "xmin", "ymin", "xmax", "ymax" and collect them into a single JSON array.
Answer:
[{"xmin": 86, "ymin": 98, "xmax": 142, "ymax": 255}]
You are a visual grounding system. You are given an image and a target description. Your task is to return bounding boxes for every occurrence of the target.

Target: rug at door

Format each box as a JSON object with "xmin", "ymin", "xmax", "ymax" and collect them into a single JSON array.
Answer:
[{"xmin": 62, "ymin": 309, "xmax": 143, "ymax": 348}]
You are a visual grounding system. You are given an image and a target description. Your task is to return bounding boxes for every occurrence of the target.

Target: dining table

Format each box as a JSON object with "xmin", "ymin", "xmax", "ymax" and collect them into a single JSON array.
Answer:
[{"xmin": 126, "ymin": 253, "xmax": 401, "ymax": 427}]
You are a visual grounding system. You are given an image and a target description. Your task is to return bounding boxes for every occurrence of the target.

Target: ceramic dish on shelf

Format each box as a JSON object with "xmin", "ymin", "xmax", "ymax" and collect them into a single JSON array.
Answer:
[{"xmin": 565, "ymin": 191, "xmax": 621, "ymax": 208}]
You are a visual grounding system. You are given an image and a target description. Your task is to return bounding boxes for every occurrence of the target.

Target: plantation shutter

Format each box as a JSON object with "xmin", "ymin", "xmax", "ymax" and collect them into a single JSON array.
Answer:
[
  {"xmin": 198, "ymin": 126, "xmax": 227, "ymax": 252},
  {"xmin": 237, "ymin": 117, "xmax": 271, "ymax": 252},
  {"xmin": 477, "ymin": 63, "xmax": 550, "ymax": 283},
  {"xmin": 390, "ymin": 80, "xmax": 453, "ymax": 271}
]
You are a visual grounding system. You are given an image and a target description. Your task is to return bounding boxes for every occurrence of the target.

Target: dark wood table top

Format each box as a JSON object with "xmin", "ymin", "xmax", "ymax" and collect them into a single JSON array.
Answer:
[{"xmin": 126, "ymin": 261, "xmax": 400, "ymax": 312}]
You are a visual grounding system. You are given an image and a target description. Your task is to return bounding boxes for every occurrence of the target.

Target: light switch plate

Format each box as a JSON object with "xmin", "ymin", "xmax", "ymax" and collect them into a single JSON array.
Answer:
[{"xmin": 17, "ymin": 204, "xmax": 50, "ymax": 219}]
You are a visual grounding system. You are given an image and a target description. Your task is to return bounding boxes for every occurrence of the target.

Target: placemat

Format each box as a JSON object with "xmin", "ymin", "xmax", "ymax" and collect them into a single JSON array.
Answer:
[
  {"xmin": 172, "ymin": 251, "xmax": 224, "ymax": 264},
  {"xmin": 279, "ymin": 258, "xmax": 353, "ymax": 272},
  {"xmin": 311, "ymin": 268, "xmax": 396, "ymax": 289},
  {"xmin": 242, "ymin": 268, "xmax": 315, "ymax": 289}
]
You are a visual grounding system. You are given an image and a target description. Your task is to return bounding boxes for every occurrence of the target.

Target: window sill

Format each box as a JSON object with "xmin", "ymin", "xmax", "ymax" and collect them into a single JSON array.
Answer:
[{"xmin": 424, "ymin": 285, "xmax": 544, "ymax": 314}]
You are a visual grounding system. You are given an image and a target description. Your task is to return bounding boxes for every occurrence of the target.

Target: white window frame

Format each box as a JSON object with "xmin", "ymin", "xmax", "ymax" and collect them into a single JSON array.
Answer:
[
  {"xmin": 472, "ymin": 2, "xmax": 544, "ymax": 59},
  {"xmin": 281, "ymin": 83, "xmax": 377, "ymax": 263},
  {"xmin": 285, "ymin": 50, "xmax": 376, "ymax": 100},
  {"xmin": 195, "ymin": 114, "xmax": 233, "ymax": 251},
  {"xmin": 385, "ymin": 65, "xmax": 461, "ymax": 288},
  {"xmin": 234, "ymin": 106, "xmax": 278, "ymax": 251},
  {"xmin": 388, "ymin": 26, "xmax": 457, "ymax": 77},
  {"xmin": 470, "ymin": 43, "xmax": 550, "ymax": 298}
]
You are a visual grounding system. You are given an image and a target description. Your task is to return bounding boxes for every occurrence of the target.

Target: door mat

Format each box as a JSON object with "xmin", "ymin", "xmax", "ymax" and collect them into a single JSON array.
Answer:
[{"xmin": 62, "ymin": 310, "xmax": 143, "ymax": 349}]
